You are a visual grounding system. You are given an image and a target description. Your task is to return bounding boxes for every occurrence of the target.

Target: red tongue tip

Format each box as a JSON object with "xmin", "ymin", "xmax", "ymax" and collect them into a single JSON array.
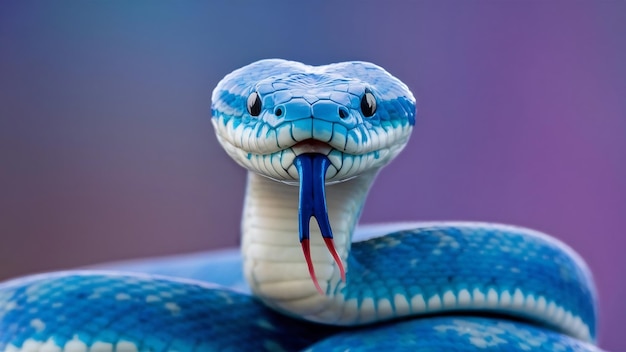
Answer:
[
  {"xmin": 323, "ymin": 237, "xmax": 346, "ymax": 282},
  {"xmin": 301, "ymin": 238, "xmax": 346, "ymax": 295},
  {"xmin": 301, "ymin": 239, "xmax": 324, "ymax": 295}
]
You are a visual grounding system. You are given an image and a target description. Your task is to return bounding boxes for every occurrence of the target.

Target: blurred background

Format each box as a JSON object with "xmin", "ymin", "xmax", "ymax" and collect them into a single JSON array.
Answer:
[{"xmin": 0, "ymin": 1, "xmax": 624, "ymax": 349}]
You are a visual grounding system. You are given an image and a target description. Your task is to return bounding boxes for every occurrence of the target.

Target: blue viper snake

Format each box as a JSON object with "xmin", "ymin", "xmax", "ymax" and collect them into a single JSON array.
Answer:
[{"xmin": 0, "ymin": 59, "xmax": 603, "ymax": 351}]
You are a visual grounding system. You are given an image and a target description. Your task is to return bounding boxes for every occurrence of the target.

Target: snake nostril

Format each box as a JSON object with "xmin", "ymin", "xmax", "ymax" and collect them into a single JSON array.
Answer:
[
  {"xmin": 275, "ymin": 107, "xmax": 283, "ymax": 117},
  {"xmin": 338, "ymin": 107, "xmax": 349, "ymax": 119}
]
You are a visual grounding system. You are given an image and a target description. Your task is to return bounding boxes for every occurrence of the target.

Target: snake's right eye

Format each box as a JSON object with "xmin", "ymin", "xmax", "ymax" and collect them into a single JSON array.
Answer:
[
  {"xmin": 247, "ymin": 92, "xmax": 262, "ymax": 116},
  {"xmin": 360, "ymin": 90, "xmax": 377, "ymax": 117}
]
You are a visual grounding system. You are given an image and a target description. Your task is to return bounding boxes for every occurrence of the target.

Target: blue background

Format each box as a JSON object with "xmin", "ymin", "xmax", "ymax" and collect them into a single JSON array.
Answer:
[{"xmin": 0, "ymin": 2, "xmax": 624, "ymax": 350}]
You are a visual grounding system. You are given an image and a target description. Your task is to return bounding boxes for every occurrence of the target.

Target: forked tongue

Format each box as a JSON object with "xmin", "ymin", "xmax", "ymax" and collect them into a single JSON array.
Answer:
[{"xmin": 294, "ymin": 153, "xmax": 346, "ymax": 294}]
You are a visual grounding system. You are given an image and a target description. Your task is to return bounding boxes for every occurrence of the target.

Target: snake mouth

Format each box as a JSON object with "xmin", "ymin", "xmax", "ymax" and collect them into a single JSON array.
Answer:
[
  {"xmin": 292, "ymin": 139, "xmax": 333, "ymax": 156},
  {"xmin": 295, "ymin": 153, "xmax": 346, "ymax": 294},
  {"xmin": 213, "ymin": 115, "xmax": 411, "ymax": 186},
  {"xmin": 216, "ymin": 132, "xmax": 398, "ymax": 186}
]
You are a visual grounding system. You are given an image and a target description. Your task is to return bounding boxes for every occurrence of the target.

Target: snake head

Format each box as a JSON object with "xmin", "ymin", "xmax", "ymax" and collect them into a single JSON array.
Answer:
[
  {"xmin": 211, "ymin": 59, "xmax": 416, "ymax": 185},
  {"xmin": 211, "ymin": 59, "xmax": 416, "ymax": 294}
]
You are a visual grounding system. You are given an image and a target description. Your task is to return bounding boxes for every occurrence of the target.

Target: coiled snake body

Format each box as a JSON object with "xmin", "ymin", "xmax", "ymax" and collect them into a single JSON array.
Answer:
[{"xmin": 0, "ymin": 59, "xmax": 602, "ymax": 351}]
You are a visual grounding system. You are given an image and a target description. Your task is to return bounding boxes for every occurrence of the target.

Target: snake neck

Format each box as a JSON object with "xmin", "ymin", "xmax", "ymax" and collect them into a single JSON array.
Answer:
[{"xmin": 241, "ymin": 171, "xmax": 375, "ymax": 322}]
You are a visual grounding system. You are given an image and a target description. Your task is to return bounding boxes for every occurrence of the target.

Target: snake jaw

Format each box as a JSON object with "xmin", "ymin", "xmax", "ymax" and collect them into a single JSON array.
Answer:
[{"xmin": 295, "ymin": 153, "xmax": 346, "ymax": 295}]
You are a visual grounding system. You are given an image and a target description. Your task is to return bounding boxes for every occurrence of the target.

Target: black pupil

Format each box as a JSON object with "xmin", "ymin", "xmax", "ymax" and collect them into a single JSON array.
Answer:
[
  {"xmin": 361, "ymin": 92, "xmax": 376, "ymax": 117},
  {"xmin": 247, "ymin": 92, "xmax": 262, "ymax": 116}
]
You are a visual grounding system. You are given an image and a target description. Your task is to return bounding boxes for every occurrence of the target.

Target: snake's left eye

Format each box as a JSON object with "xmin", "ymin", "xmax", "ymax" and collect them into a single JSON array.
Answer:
[
  {"xmin": 247, "ymin": 92, "xmax": 262, "ymax": 116},
  {"xmin": 360, "ymin": 90, "xmax": 377, "ymax": 117}
]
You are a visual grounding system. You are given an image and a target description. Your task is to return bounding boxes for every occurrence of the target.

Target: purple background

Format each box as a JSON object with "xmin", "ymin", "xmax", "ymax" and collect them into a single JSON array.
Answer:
[{"xmin": 0, "ymin": 2, "xmax": 624, "ymax": 349}]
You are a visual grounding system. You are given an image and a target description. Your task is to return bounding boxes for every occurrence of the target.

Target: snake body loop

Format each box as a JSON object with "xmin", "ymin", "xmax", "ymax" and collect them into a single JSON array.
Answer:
[{"xmin": 0, "ymin": 59, "xmax": 601, "ymax": 351}]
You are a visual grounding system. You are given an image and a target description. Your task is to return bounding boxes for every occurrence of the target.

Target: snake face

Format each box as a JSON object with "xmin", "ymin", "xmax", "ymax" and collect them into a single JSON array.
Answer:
[
  {"xmin": 212, "ymin": 59, "xmax": 417, "ymax": 292},
  {"xmin": 211, "ymin": 59, "xmax": 416, "ymax": 185}
]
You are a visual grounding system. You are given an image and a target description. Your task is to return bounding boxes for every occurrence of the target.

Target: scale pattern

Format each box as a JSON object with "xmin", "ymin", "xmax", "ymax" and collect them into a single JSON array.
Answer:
[
  {"xmin": 307, "ymin": 317, "xmax": 603, "ymax": 352},
  {"xmin": 343, "ymin": 224, "xmax": 596, "ymax": 339},
  {"xmin": 0, "ymin": 272, "xmax": 333, "ymax": 351}
]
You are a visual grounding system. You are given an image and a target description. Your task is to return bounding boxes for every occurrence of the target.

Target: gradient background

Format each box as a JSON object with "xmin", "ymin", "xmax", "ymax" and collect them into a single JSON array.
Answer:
[{"xmin": 0, "ymin": 1, "xmax": 624, "ymax": 350}]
